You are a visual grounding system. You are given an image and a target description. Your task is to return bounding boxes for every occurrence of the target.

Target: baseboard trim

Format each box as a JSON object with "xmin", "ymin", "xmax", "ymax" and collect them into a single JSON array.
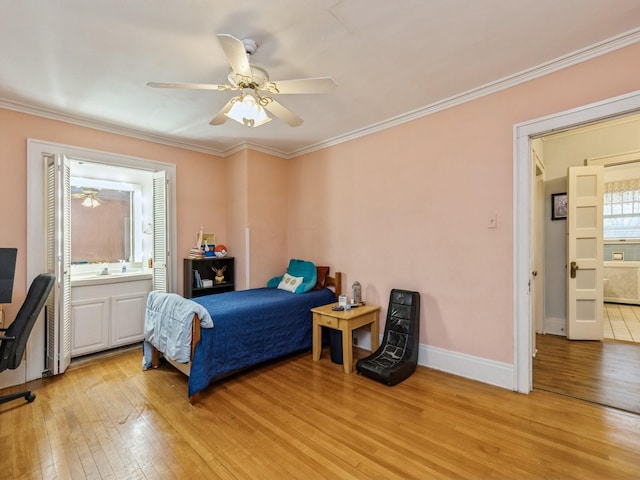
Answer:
[
  {"xmin": 0, "ymin": 364, "xmax": 25, "ymax": 390},
  {"xmin": 355, "ymin": 334, "xmax": 515, "ymax": 390},
  {"xmin": 417, "ymin": 344, "xmax": 514, "ymax": 391},
  {"xmin": 543, "ymin": 316, "xmax": 566, "ymax": 336}
]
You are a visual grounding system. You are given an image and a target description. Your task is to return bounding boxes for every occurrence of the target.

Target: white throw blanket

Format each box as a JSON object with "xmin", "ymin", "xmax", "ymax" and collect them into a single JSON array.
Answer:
[{"xmin": 143, "ymin": 291, "xmax": 213, "ymax": 365}]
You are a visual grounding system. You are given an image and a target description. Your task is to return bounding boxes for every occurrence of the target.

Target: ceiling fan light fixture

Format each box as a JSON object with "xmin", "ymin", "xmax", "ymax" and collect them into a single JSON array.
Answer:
[
  {"xmin": 148, "ymin": 34, "xmax": 336, "ymax": 127},
  {"xmin": 225, "ymin": 93, "xmax": 271, "ymax": 127},
  {"xmin": 81, "ymin": 196, "xmax": 101, "ymax": 208}
]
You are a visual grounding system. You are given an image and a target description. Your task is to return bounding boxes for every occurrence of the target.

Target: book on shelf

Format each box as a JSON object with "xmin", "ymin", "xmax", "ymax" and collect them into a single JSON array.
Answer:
[{"xmin": 194, "ymin": 270, "xmax": 202, "ymax": 288}]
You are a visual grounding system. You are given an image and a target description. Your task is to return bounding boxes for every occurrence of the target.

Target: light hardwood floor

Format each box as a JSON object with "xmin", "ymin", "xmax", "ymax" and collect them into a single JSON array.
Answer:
[
  {"xmin": 2, "ymin": 345, "xmax": 640, "ymax": 479},
  {"xmin": 533, "ymin": 332, "xmax": 640, "ymax": 414}
]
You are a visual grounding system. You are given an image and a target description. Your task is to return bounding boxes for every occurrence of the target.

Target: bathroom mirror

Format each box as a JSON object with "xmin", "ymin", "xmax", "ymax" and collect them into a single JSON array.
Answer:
[
  {"xmin": 70, "ymin": 185, "xmax": 133, "ymax": 263},
  {"xmin": 69, "ymin": 174, "xmax": 143, "ymax": 264}
]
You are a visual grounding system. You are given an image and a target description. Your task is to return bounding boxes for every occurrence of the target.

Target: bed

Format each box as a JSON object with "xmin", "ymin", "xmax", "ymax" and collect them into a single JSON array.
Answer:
[{"xmin": 145, "ymin": 269, "xmax": 341, "ymax": 404}]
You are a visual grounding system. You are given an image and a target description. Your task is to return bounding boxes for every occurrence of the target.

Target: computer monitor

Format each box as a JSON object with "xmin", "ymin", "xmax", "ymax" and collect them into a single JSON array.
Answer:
[{"xmin": 0, "ymin": 248, "xmax": 17, "ymax": 304}]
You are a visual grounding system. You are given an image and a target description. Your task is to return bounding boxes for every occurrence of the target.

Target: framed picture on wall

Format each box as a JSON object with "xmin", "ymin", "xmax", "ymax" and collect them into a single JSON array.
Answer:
[
  {"xmin": 551, "ymin": 192, "xmax": 567, "ymax": 220},
  {"xmin": 202, "ymin": 233, "xmax": 216, "ymax": 247}
]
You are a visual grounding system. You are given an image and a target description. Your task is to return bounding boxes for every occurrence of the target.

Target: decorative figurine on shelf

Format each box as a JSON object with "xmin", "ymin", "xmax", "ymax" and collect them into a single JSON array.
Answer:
[
  {"xmin": 212, "ymin": 266, "xmax": 226, "ymax": 284},
  {"xmin": 214, "ymin": 244, "xmax": 228, "ymax": 258},
  {"xmin": 203, "ymin": 240, "xmax": 215, "ymax": 257},
  {"xmin": 188, "ymin": 226, "xmax": 205, "ymax": 259},
  {"xmin": 196, "ymin": 226, "xmax": 203, "ymax": 247}
]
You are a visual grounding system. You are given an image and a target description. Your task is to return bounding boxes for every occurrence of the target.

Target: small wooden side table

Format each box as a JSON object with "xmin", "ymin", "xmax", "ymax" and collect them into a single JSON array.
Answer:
[{"xmin": 311, "ymin": 302, "xmax": 381, "ymax": 374}]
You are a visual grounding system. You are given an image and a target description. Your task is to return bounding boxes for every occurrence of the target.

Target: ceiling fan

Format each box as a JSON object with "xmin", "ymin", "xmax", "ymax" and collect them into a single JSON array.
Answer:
[
  {"xmin": 71, "ymin": 188, "xmax": 102, "ymax": 208},
  {"xmin": 147, "ymin": 34, "xmax": 337, "ymax": 128}
]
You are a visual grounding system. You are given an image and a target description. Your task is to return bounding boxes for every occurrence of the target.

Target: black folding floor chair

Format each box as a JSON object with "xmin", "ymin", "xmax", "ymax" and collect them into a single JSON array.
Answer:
[
  {"xmin": 0, "ymin": 273, "xmax": 55, "ymax": 406},
  {"xmin": 356, "ymin": 289, "xmax": 420, "ymax": 386}
]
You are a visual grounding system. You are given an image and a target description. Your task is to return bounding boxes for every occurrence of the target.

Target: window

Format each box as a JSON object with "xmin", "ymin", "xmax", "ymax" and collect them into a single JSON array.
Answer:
[{"xmin": 604, "ymin": 179, "xmax": 640, "ymax": 239}]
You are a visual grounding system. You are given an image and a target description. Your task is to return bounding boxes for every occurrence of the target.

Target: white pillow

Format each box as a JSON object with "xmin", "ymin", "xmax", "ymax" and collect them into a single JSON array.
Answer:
[{"xmin": 277, "ymin": 273, "xmax": 304, "ymax": 293}]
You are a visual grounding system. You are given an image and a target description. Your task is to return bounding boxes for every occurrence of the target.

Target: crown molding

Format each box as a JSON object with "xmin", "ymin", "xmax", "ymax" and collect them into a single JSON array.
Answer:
[
  {"xmin": 2, "ymin": 27, "xmax": 639, "ymax": 160},
  {"xmin": 0, "ymin": 98, "xmax": 229, "ymax": 156},
  {"xmin": 291, "ymin": 28, "xmax": 640, "ymax": 157},
  {"xmin": 220, "ymin": 140, "xmax": 292, "ymax": 158},
  {"xmin": 0, "ymin": 97, "xmax": 296, "ymax": 160}
]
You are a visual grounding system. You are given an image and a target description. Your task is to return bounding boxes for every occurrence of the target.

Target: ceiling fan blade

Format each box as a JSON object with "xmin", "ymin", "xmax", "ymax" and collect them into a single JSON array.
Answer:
[
  {"xmin": 217, "ymin": 34, "xmax": 252, "ymax": 79},
  {"xmin": 147, "ymin": 81, "xmax": 233, "ymax": 91},
  {"xmin": 263, "ymin": 77, "xmax": 337, "ymax": 95},
  {"xmin": 209, "ymin": 98, "xmax": 235, "ymax": 125},
  {"xmin": 263, "ymin": 100, "xmax": 304, "ymax": 127}
]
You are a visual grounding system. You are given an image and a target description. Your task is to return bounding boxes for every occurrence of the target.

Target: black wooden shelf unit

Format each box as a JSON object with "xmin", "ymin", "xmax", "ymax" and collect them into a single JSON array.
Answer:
[{"xmin": 183, "ymin": 256, "xmax": 235, "ymax": 299}]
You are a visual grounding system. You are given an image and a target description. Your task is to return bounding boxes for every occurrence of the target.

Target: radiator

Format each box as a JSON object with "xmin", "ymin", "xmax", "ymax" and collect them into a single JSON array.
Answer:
[{"xmin": 604, "ymin": 261, "xmax": 640, "ymax": 305}]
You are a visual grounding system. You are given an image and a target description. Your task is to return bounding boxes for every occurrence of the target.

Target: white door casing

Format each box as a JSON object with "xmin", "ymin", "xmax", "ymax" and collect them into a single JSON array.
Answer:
[
  {"xmin": 26, "ymin": 139, "xmax": 178, "ymax": 383},
  {"xmin": 513, "ymin": 89, "xmax": 640, "ymax": 394},
  {"xmin": 566, "ymin": 165, "xmax": 604, "ymax": 340}
]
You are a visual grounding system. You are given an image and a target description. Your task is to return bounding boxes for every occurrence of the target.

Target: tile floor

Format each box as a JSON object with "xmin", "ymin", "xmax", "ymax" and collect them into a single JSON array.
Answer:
[{"xmin": 604, "ymin": 303, "xmax": 640, "ymax": 343}]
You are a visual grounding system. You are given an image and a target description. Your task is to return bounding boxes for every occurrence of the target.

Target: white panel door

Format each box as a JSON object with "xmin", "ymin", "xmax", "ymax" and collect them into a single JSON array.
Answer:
[
  {"xmin": 532, "ymin": 155, "xmax": 545, "ymax": 357},
  {"xmin": 45, "ymin": 153, "xmax": 72, "ymax": 374},
  {"xmin": 566, "ymin": 165, "xmax": 604, "ymax": 340},
  {"xmin": 152, "ymin": 171, "xmax": 168, "ymax": 292}
]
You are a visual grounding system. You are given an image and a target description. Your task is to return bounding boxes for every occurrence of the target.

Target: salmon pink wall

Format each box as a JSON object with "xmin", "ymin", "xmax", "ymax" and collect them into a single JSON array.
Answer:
[
  {"xmin": 0, "ymin": 109, "xmax": 225, "ymax": 322},
  {"xmin": 226, "ymin": 149, "xmax": 289, "ymax": 289},
  {"xmin": 289, "ymin": 43, "xmax": 640, "ymax": 364},
  {"xmin": 225, "ymin": 150, "xmax": 249, "ymax": 289},
  {"xmin": 247, "ymin": 151, "xmax": 289, "ymax": 288}
]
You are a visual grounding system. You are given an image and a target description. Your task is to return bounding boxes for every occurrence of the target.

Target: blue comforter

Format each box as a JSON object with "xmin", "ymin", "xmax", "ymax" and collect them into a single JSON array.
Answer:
[{"xmin": 188, "ymin": 287, "xmax": 335, "ymax": 397}]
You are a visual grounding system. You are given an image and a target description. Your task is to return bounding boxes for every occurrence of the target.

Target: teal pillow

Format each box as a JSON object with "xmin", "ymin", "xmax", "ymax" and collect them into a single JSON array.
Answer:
[
  {"xmin": 267, "ymin": 275, "xmax": 283, "ymax": 288},
  {"xmin": 286, "ymin": 259, "xmax": 317, "ymax": 293},
  {"xmin": 266, "ymin": 259, "xmax": 317, "ymax": 293}
]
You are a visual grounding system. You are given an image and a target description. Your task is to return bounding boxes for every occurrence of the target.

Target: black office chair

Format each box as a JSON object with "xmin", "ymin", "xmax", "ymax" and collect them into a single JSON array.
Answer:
[
  {"xmin": 356, "ymin": 289, "xmax": 420, "ymax": 386},
  {"xmin": 0, "ymin": 273, "xmax": 55, "ymax": 406}
]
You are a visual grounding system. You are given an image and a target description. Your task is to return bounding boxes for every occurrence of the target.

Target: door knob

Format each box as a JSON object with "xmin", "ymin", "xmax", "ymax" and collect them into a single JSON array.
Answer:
[{"xmin": 570, "ymin": 261, "xmax": 579, "ymax": 279}]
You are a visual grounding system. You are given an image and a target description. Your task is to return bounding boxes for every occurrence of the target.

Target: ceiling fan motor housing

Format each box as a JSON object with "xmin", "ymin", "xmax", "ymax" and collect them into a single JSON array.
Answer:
[{"xmin": 242, "ymin": 38, "xmax": 257, "ymax": 55}]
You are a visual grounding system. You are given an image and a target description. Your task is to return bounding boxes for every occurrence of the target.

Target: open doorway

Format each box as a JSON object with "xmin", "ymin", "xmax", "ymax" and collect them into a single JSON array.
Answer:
[
  {"xmin": 512, "ymin": 96, "xmax": 640, "ymax": 415},
  {"xmin": 513, "ymin": 89, "xmax": 640, "ymax": 395},
  {"xmin": 26, "ymin": 139, "xmax": 178, "ymax": 383},
  {"xmin": 531, "ymin": 116, "xmax": 640, "ymax": 412},
  {"xmin": 537, "ymin": 117, "xmax": 640, "ymax": 338}
]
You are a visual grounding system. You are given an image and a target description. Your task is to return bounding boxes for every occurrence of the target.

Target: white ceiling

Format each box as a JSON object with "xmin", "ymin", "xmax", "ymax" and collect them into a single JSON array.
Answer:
[{"xmin": 2, "ymin": 0, "xmax": 640, "ymax": 157}]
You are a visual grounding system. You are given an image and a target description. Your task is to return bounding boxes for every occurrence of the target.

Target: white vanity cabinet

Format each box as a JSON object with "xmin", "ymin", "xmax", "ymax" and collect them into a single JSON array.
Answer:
[
  {"xmin": 70, "ymin": 295, "xmax": 110, "ymax": 356},
  {"xmin": 70, "ymin": 276, "xmax": 152, "ymax": 357}
]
